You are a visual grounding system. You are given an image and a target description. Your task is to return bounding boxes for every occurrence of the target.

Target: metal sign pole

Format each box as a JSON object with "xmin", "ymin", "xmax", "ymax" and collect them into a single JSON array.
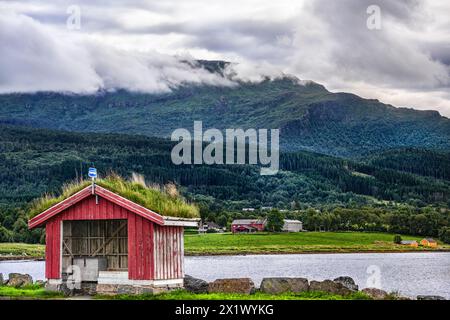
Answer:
[{"xmin": 88, "ymin": 166, "xmax": 97, "ymax": 196}]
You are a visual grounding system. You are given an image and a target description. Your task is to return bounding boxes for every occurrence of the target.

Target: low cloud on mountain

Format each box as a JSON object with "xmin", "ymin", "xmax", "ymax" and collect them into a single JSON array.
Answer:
[
  {"xmin": 0, "ymin": 13, "xmax": 238, "ymax": 94},
  {"xmin": 0, "ymin": 0, "xmax": 449, "ymax": 115}
]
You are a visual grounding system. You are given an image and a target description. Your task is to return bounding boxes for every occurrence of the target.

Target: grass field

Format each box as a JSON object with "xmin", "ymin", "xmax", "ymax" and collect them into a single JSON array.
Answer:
[
  {"xmin": 0, "ymin": 243, "xmax": 45, "ymax": 258},
  {"xmin": 0, "ymin": 232, "xmax": 447, "ymax": 259},
  {"xmin": 184, "ymin": 232, "xmax": 447, "ymax": 255}
]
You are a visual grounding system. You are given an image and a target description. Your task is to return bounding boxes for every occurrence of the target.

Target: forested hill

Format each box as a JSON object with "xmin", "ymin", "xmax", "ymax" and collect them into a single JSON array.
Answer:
[
  {"xmin": 1, "ymin": 124, "xmax": 449, "ymax": 211},
  {"xmin": 1, "ymin": 124, "xmax": 450, "ymax": 242},
  {"xmin": 1, "ymin": 73, "xmax": 449, "ymax": 157}
]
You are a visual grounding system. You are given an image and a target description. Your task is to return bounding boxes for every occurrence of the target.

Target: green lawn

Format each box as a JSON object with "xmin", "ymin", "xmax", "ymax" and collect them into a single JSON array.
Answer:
[
  {"xmin": 0, "ymin": 286, "xmax": 375, "ymax": 300},
  {"xmin": 184, "ymin": 232, "xmax": 446, "ymax": 255},
  {"xmin": 0, "ymin": 243, "xmax": 45, "ymax": 258},
  {"xmin": 0, "ymin": 232, "xmax": 447, "ymax": 259},
  {"xmin": 98, "ymin": 289, "xmax": 374, "ymax": 300},
  {"xmin": 0, "ymin": 284, "xmax": 63, "ymax": 299}
]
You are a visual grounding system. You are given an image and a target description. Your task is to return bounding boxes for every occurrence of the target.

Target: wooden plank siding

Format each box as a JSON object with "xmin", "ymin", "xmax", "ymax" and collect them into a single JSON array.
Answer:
[
  {"xmin": 45, "ymin": 194, "xmax": 184, "ymax": 280},
  {"xmin": 45, "ymin": 216, "xmax": 62, "ymax": 279},
  {"xmin": 44, "ymin": 193, "xmax": 183, "ymax": 281},
  {"xmin": 128, "ymin": 214, "xmax": 155, "ymax": 280},
  {"xmin": 153, "ymin": 225, "xmax": 184, "ymax": 280}
]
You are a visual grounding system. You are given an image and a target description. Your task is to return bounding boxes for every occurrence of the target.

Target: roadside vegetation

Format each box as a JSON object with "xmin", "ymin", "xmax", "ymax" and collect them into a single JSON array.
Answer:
[
  {"xmin": 97, "ymin": 289, "xmax": 373, "ymax": 300},
  {"xmin": 0, "ymin": 285, "xmax": 374, "ymax": 300},
  {"xmin": 29, "ymin": 173, "xmax": 199, "ymax": 219},
  {"xmin": 0, "ymin": 283, "xmax": 63, "ymax": 299}
]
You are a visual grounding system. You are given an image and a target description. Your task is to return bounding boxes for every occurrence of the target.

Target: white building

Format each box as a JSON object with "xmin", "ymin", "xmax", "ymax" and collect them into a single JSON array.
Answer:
[{"xmin": 282, "ymin": 219, "xmax": 303, "ymax": 232}]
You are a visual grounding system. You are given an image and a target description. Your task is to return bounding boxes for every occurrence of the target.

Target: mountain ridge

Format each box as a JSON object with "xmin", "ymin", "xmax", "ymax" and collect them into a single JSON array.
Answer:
[{"xmin": 1, "ymin": 61, "xmax": 449, "ymax": 157}]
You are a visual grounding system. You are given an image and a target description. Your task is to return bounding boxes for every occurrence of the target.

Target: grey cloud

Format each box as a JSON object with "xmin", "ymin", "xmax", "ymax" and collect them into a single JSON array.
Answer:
[
  {"xmin": 290, "ymin": 0, "xmax": 450, "ymax": 91},
  {"xmin": 1, "ymin": 0, "xmax": 450, "ymax": 115},
  {"xmin": 423, "ymin": 41, "xmax": 450, "ymax": 67},
  {"xmin": 0, "ymin": 13, "xmax": 235, "ymax": 94}
]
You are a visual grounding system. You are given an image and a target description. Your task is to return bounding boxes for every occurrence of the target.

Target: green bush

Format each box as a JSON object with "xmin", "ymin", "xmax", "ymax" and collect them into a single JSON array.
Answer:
[
  {"xmin": 266, "ymin": 210, "xmax": 285, "ymax": 232},
  {"xmin": 393, "ymin": 234, "xmax": 402, "ymax": 244},
  {"xmin": 0, "ymin": 225, "xmax": 14, "ymax": 242},
  {"xmin": 438, "ymin": 227, "xmax": 450, "ymax": 244}
]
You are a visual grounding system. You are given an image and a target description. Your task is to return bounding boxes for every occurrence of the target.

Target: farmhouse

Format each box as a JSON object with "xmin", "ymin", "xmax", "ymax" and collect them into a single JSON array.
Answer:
[
  {"xmin": 420, "ymin": 238, "xmax": 438, "ymax": 247},
  {"xmin": 198, "ymin": 221, "xmax": 223, "ymax": 234},
  {"xmin": 28, "ymin": 177, "xmax": 199, "ymax": 294},
  {"xmin": 400, "ymin": 240, "xmax": 419, "ymax": 247},
  {"xmin": 282, "ymin": 219, "xmax": 303, "ymax": 232},
  {"xmin": 231, "ymin": 219, "xmax": 266, "ymax": 233}
]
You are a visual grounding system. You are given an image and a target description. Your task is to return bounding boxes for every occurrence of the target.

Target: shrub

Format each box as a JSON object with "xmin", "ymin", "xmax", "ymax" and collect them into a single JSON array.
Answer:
[
  {"xmin": 393, "ymin": 234, "xmax": 402, "ymax": 244},
  {"xmin": 0, "ymin": 225, "xmax": 14, "ymax": 242},
  {"xmin": 266, "ymin": 210, "xmax": 284, "ymax": 232}
]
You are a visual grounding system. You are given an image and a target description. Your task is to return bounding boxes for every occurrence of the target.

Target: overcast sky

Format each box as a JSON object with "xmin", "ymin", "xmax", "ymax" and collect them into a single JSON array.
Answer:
[{"xmin": 1, "ymin": 0, "xmax": 449, "ymax": 116}]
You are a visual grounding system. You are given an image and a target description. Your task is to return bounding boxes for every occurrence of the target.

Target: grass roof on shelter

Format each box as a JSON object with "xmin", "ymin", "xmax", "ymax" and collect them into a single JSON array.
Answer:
[{"xmin": 29, "ymin": 173, "xmax": 199, "ymax": 219}]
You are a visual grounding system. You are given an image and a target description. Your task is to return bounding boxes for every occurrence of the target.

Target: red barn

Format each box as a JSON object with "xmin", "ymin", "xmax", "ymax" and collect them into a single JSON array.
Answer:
[
  {"xmin": 28, "ymin": 184, "xmax": 198, "ymax": 294},
  {"xmin": 231, "ymin": 219, "xmax": 266, "ymax": 233}
]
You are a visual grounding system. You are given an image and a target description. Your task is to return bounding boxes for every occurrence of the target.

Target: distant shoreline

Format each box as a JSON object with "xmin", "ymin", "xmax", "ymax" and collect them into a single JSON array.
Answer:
[
  {"xmin": 0, "ymin": 256, "xmax": 45, "ymax": 261},
  {"xmin": 185, "ymin": 248, "xmax": 450, "ymax": 256},
  {"xmin": 1, "ymin": 232, "xmax": 449, "ymax": 261}
]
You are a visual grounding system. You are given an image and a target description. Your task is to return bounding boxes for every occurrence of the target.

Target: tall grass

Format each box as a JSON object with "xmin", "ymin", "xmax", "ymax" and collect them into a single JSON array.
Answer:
[
  {"xmin": 0, "ymin": 284, "xmax": 64, "ymax": 298},
  {"xmin": 28, "ymin": 179, "xmax": 91, "ymax": 218},
  {"xmin": 29, "ymin": 173, "xmax": 199, "ymax": 219}
]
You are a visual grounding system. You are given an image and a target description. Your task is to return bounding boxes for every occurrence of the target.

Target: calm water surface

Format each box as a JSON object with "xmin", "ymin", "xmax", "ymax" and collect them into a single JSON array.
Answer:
[{"xmin": 1, "ymin": 252, "xmax": 449, "ymax": 298}]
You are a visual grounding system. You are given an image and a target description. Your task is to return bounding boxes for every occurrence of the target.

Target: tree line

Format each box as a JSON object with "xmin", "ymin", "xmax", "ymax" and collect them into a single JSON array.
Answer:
[{"xmin": 0, "ymin": 125, "xmax": 450, "ymax": 243}]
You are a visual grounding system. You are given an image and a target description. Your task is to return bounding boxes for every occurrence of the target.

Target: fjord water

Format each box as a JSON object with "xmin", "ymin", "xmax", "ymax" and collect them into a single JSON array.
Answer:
[
  {"xmin": 1, "ymin": 252, "xmax": 449, "ymax": 298},
  {"xmin": 187, "ymin": 252, "xmax": 450, "ymax": 298}
]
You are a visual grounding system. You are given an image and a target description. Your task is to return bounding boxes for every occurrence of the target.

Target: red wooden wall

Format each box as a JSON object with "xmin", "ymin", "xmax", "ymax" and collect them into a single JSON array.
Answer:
[
  {"xmin": 45, "ymin": 217, "xmax": 62, "ymax": 279},
  {"xmin": 44, "ymin": 194, "xmax": 182, "ymax": 281},
  {"xmin": 128, "ymin": 214, "xmax": 154, "ymax": 280}
]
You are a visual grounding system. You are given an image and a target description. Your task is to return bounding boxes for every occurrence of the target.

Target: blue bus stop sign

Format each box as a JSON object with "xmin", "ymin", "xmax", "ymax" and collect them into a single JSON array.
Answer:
[{"xmin": 88, "ymin": 167, "xmax": 97, "ymax": 179}]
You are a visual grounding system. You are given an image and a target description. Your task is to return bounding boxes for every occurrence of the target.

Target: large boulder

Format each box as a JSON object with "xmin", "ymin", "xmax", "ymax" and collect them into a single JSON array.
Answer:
[
  {"xmin": 208, "ymin": 278, "xmax": 255, "ymax": 294},
  {"xmin": 333, "ymin": 276, "xmax": 358, "ymax": 291},
  {"xmin": 309, "ymin": 280, "xmax": 352, "ymax": 296},
  {"xmin": 96, "ymin": 284, "xmax": 119, "ymax": 296},
  {"xmin": 417, "ymin": 295, "xmax": 446, "ymax": 300},
  {"xmin": 7, "ymin": 273, "xmax": 33, "ymax": 288},
  {"xmin": 96, "ymin": 284, "xmax": 157, "ymax": 295},
  {"xmin": 0, "ymin": 273, "xmax": 4, "ymax": 285},
  {"xmin": 78, "ymin": 282, "xmax": 97, "ymax": 296},
  {"xmin": 362, "ymin": 288, "xmax": 389, "ymax": 300},
  {"xmin": 184, "ymin": 275, "xmax": 209, "ymax": 294},
  {"xmin": 260, "ymin": 278, "xmax": 309, "ymax": 294},
  {"xmin": 117, "ymin": 285, "xmax": 155, "ymax": 295}
]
